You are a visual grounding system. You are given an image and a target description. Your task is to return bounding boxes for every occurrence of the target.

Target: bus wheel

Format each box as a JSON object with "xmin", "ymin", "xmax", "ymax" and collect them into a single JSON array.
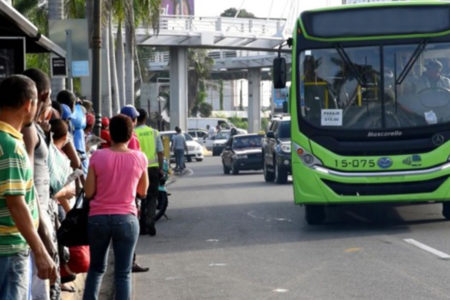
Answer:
[
  {"xmin": 442, "ymin": 203, "xmax": 450, "ymax": 220},
  {"xmin": 305, "ymin": 205, "xmax": 326, "ymax": 225}
]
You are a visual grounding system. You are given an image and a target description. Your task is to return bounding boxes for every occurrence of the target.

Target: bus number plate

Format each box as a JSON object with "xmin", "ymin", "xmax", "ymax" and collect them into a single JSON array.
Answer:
[{"xmin": 335, "ymin": 159, "xmax": 376, "ymax": 168}]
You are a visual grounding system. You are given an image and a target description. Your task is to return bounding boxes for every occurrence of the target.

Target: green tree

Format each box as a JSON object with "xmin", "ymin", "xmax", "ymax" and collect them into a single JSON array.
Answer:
[
  {"xmin": 13, "ymin": 0, "xmax": 50, "ymax": 73},
  {"xmin": 220, "ymin": 8, "xmax": 256, "ymax": 18},
  {"xmin": 188, "ymin": 49, "xmax": 214, "ymax": 116}
]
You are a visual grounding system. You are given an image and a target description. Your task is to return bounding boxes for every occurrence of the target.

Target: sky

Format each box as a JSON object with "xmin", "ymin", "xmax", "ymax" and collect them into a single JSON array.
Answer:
[{"xmin": 195, "ymin": 0, "xmax": 342, "ymax": 18}]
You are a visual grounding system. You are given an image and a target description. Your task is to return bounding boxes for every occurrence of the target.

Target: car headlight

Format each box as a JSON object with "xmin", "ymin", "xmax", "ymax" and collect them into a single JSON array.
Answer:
[
  {"xmin": 280, "ymin": 143, "xmax": 291, "ymax": 153},
  {"xmin": 233, "ymin": 154, "xmax": 248, "ymax": 159},
  {"xmin": 292, "ymin": 142, "xmax": 322, "ymax": 167}
]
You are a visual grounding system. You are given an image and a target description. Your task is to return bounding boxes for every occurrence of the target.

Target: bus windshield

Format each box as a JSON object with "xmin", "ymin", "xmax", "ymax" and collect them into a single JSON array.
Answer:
[{"xmin": 299, "ymin": 42, "xmax": 450, "ymax": 130}]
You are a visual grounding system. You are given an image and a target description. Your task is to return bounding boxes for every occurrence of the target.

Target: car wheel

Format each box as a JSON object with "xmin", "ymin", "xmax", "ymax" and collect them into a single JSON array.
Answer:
[
  {"xmin": 305, "ymin": 205, "xmax": 326, "ymax": 225},
  {"xmin": 187, "ymin": 156, "xmax": 192, "ymax": 162},
  {"xmin": 231, "ymin": 162, "xmax": 239, "ymax": 175},
  {"xmin": 196, "ymin": 158, "xmax": 203, "ymax": 162},
  {"xmin": 274, "ymin": 162, "xmax": 288, "ymax": 184},
  {"xmin": 223, "ymin": 161, "xmax": 230, "ymax": 174},
  {"xmin": 263, "ymin": 161, "xmax": 275, "ymax": 182}
]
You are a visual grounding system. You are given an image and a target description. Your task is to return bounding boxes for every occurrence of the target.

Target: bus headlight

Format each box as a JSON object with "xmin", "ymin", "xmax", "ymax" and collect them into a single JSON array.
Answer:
[{"xmin": 293, "ymin": 142, "xmax": 322, "ymax": 167}]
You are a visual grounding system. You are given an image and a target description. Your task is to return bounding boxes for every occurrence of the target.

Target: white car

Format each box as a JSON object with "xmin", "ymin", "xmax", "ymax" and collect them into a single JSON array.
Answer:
[
  {"xmin": 160, "ymin": 131, "xmax": 204, "ymax": 162},
  {"xmin": 212, "ymin": 130, "xmax": 231, "ymax": 156}
]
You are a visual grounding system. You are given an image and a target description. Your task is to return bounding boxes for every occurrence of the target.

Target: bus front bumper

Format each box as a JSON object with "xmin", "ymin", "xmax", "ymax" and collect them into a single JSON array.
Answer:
[{"xmin": 292, "ymin": 162, "xmax": 450, "ymax": 205}]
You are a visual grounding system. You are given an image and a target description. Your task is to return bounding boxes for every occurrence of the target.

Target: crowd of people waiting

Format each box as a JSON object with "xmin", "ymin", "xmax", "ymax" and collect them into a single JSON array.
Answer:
[{"xmin": 0, "ymin": 68, "xmax": 164, "ymax": 300}]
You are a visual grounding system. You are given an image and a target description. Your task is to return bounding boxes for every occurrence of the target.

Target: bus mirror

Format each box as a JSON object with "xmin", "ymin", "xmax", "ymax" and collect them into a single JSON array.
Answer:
[{"xmin": 273, "ymin": 57, "xmax": 286, "ymax": 89}]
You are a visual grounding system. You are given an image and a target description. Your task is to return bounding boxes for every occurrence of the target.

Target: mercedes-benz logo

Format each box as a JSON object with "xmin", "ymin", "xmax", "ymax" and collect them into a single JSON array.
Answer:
[{"xmin": 432, "ymin": 134, "xmax": 445, "ymax": 146}]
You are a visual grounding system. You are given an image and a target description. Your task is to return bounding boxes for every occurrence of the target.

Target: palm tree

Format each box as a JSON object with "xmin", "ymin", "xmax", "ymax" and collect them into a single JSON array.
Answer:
[
  {"xmin": 188, "ymin": 49, "xmax": 214, "ymax": 116},
  {"xmin": 113, "ymin": 0, "xmax": 160, "ymax": 106}
]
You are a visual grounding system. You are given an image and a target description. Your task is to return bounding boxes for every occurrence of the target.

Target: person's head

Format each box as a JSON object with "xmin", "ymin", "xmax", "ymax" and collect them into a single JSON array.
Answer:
[
  {"xmin": 137, "ymin": 108, "xmax": 147, "ymax": 125},
  {"xmin": 81, "ymin": 99, "xmax": 93, "ymax": 113},
  {"xmin": 51, "ymin": 101, "xmax": 62, "ymax": 119},
  {"xmin": 120, "ymin": 105, "xmax": 139, "ymax": 126},
  {"xmin": 101, "ymin": 116, "xmax": 110, "ymax": 129},
  {"xmin": 425, "ymin": 59, "xmax": 444, "ymax": 81},
  {"xmin": 22, "ymin": 68, "xmax": 51, "ymax": 121},
  {"xmin": 49, "ymin": 118, "xmax": 68, "ymax": 147},
  {"xmin": 0, "ymin": 75, "xmax": 38, "ymax": 128},
  {"xmin": 85, "ymin": 113, "xmax": 95, "ymax": 134},
  {"xmin": 175, "ymin": 126, "xmax": 181, "ymax": 134},
  {"xmin": 109, "ymin": 114, "xmax": 133, "ymax": 144},
  {"xmin": 56, "ymin": 90, "xmax": 76, "ymax": 111}
]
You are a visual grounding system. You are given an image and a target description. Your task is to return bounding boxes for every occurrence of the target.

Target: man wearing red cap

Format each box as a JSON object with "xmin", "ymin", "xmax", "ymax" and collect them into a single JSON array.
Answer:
[{"xmin": 100, "ymin": 117, "xmax": 111, "ymax": 148}]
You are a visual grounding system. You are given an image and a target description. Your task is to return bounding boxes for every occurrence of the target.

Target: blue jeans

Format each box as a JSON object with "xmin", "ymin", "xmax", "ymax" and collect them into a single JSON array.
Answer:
[
  {"xmin": 83, "ymin": 214, "xmax": 139, "ymax": 300},
  {"xmin": 175, "ymin": 149, "xmax": 185, "ymax": 170},
  {"xmin": 0, "ymin": 250, "xmax": 30, "ymax": 300}
]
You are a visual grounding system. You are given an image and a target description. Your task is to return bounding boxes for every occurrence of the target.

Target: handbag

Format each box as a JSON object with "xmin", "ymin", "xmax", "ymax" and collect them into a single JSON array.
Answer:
[{"xmin": 57, "ymin": 190, "xmax": 89, "ymax": 246}]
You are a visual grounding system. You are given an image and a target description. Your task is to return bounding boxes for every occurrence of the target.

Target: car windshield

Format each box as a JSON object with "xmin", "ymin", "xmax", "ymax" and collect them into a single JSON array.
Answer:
[
  {"xmin": 184, "ymin": 133, "xmax": 193, "ymax": 141},
  {"xmin": 232, "ymin": 136, "xmax": 262, "ymax": 149},
  {"xmin": 299, "ymin": 42, "xmax": 450, "ymax": 130},
  {"xmin": 278, "ymin": 121, "xmax": 291, "ymax": 138},
  {"xmin": 215, "ymin": 131, "xmax": 230, "ymax": 139}
]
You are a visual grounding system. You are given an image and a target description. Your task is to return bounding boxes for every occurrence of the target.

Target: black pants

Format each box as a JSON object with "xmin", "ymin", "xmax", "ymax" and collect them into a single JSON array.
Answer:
[{"xmin": 140, "ymin": 167, "xmax": 160, "ymax": 230}]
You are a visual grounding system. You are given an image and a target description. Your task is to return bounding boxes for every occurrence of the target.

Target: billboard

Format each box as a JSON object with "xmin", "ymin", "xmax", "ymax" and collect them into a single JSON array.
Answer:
[{"xmin": 161, "ymin": 0, "xmax": 194, "ymax": 15}]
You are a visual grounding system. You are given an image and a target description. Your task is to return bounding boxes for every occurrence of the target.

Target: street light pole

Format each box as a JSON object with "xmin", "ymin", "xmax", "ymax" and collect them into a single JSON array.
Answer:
[{"xmin": 92, "ymin": 0, "xmax": 102, "ymax": 136}]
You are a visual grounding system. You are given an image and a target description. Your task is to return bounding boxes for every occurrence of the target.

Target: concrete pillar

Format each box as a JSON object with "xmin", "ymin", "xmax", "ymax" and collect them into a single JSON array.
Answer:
[
  {"xmin": 248, "ymin": 68, "xmax": 261, "ymax": 133},
  {"xmin": 169, "ymin": 47, "xmax": 188, "ymax": 131},
  {"xmin": 48, "ymin": 0, "xmax": 65, "ymax": 99}
]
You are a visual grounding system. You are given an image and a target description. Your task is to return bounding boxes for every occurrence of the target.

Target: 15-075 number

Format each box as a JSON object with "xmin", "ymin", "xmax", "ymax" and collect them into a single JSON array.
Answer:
[{"xmin": 334, "ymin": 159, "xmax": 376, "ymax": 168}]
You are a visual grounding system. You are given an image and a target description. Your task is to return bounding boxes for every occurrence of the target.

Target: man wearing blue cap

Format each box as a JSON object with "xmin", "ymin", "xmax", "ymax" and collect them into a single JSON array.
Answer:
[{"xmin": 120, "ymin": 105, "xmax": 141, "ymax": 150}]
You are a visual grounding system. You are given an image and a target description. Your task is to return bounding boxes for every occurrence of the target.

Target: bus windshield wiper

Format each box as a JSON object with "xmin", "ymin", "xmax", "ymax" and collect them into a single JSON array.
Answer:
[
  {"xmin": 395, "ymin": 40, "xmax": 427, "ymax": 85},
  {"xmin": 335, "ymin": 44, "xmax": 365, "ymax": 87}
]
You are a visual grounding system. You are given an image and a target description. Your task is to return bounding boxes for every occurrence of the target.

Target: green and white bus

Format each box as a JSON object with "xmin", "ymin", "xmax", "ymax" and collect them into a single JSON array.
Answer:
[{"xmin": 274, "ymin": 2, "xmax": 450, "ymax": 224}]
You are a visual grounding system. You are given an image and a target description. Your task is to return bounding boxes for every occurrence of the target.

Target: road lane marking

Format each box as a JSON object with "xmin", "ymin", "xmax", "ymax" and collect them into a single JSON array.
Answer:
[
  {"xmin": 209, "ymin": 263, "xmax": 227, "ymax": 267},
  {"xmin": 273, "ymin": 288, "xmax": 289, "ymax": 293},
  {"xmin": 404, "ymin": 239, "xmax": 450, "ymax": 260},
  {"xmin": 206, "ymin": 239, "xmax": 219, "ymax": 242}
]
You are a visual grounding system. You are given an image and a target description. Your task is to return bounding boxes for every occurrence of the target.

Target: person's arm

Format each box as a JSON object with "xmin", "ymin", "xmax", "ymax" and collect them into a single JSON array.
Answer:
[
  {"xmin": 62, "ymin": 140, "xmax": 82, "ymax": 170},
  {"xmin": 136, "ymin": 169, "xmax": 149, "ymax": 199},
  {"xmin": 22, "ymin": 125, "xmax": 37, "ymax": 166},
  {"xmin": 84, "ymin": 166, "xmax": 96, "ymax": 200},
  {"xmin": 22, "ymin": 125, "xmax": 56, "ymax": 260},
  {"xmin": 6, "ymin": 195, "xmax": 57, "ymax": 283},
  {"xmin": 155, "ymin": 133, "xmax": 164, "ymax": 170},
  {"xmin": 53, "ymin": 184, "xmax": 76, "ymax": 213}
]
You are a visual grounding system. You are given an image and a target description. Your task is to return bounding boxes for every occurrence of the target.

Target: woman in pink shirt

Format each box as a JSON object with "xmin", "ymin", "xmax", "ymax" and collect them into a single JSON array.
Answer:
[{"xmin": 83, "ymin": 114, "xmax": 149, "ymax": 300}]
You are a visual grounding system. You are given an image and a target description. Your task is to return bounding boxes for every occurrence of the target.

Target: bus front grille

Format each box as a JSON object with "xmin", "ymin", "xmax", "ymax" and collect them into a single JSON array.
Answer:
[{"xmin": 321, "ymin": 176, "xmax": 449, "ymax": 196}]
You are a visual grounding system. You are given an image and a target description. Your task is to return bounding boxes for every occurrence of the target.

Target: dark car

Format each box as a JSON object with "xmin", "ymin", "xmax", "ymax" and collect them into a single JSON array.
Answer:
[
  {"xmin": 221, "ymin": 134, "xmax": 264, "ymax": 175},
  {"xmin": 262, "ymin": 116, "xmax": 291, "ymax": 183}
]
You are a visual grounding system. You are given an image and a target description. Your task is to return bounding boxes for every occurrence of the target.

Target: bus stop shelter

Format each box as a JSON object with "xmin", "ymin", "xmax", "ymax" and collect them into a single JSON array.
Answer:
[{"xmin": 0, "ymin": 1, "xmax": 65, "ymax": 77}]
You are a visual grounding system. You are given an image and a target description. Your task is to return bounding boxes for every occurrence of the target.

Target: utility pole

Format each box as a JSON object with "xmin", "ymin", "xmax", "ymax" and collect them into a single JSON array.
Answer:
[{"xmin": 92, "ymin": 0, "xmax": 102, "ymax": 136}]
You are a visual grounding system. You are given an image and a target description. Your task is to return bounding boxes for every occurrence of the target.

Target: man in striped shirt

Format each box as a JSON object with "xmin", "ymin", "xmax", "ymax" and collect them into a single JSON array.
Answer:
[{"xmin": 0, "ymin": 75, "xmax": 56, "ymax": 299}]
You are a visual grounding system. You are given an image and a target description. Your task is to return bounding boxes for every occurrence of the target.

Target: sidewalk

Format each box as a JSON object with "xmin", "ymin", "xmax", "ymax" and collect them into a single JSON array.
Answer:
[{"xmin": 61, "ymin": 273, "xmax": 86, "ymax": 300}]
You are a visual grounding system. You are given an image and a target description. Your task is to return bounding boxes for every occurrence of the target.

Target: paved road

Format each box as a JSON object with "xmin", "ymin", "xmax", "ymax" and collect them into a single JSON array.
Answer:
[{"xmin": 134, "ymin": 156, "xmax": 450, "ymax": 300}]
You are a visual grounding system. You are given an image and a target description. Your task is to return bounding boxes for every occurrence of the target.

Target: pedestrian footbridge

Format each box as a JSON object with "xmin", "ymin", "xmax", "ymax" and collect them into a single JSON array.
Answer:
[
  {"xmin": 136, "ymin": 15, "xmax": 291, "ymax": 52},
  {"xmin": 136, "ymin": 15, "xmax": 293, "ymax": 133}
]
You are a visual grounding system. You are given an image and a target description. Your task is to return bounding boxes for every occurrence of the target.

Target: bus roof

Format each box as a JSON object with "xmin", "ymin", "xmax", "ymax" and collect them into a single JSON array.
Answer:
[{"xmin": 299, "ymin": 2, "xmax": 450, "ymax": 42}]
